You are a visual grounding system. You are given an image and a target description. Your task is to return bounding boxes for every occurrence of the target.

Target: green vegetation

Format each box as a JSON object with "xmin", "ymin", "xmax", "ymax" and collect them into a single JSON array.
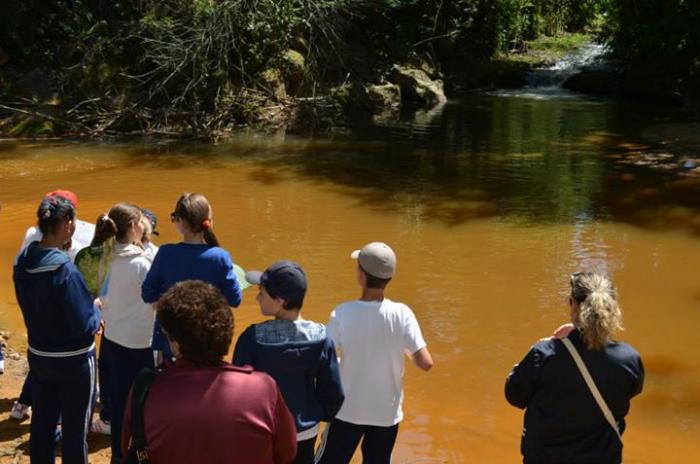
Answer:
[
  {"xmin": 502, "ymin": 32, "xmax": 591, "ymax": 66},
  {"xmin": 0, "ymin": 1, "xmax": 696, "ymax": 136},
  {"xmin": 598, "ymin": 0, "xmax": 700, "ymax": 104}
]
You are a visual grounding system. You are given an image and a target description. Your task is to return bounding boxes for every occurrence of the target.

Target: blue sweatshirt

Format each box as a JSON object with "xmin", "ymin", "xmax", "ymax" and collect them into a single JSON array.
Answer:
[
  {"xmin": 232, "ymin": 320, "xmax": 344, "ymax": 439},
  {"xmin": 142, "ymin": 243, "xmax": 242, "ymax": 306},
  {"xmin": 13, "ymin": 242, "xmax": 100, "ymax": 358},
  {"xmin": 142, "ymin": 243, "xmax": 242, "ymax": 353},
  {"xmin": 505, "ymin": 329, "xmax": 644, "ymax": 464}
]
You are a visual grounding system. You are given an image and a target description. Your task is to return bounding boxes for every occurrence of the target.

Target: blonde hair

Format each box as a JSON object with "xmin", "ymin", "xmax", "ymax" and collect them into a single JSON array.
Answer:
[{"xmin": 570, "ymin": 272, "xmax": 623, "ymax": 350}]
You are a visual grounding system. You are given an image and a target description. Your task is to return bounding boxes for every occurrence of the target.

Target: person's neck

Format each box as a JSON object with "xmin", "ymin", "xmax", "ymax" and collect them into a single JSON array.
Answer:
[
  {"xmin": 275, "ymin": 309, "xmax": 301, "ymax": 321},
  {"xmin": 39, "ymin": 234, "xmax": 67, "ymax": 249},
  {"xmin": 360, "ymin": 288, "xmax": 384, "ymax": 302},
  {"xmin": 183, "ymin": 231, "xmax": 205, "ymax": 244}
]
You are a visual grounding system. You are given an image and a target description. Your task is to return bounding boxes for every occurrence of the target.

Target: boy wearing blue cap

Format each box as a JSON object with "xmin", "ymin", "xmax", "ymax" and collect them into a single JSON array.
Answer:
[{"xmin": 232, "ymin": 260, "xmax": 345, "ymax": 464}]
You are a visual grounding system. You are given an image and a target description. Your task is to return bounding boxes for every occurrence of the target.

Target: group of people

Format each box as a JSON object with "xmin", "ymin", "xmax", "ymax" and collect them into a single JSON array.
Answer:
[
  {"xmin": 5, "ymin": 188, "xmax": 644, "ymax": 464},
  {"xmin": 8, "ymin": 189, "xmax": 434, "ymax": 464}
]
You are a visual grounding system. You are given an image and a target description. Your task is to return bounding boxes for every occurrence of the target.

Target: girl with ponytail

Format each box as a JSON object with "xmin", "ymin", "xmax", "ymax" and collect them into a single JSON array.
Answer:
[
  {"xmin": 98, "ymin": 203, "xmax": 156, "ymax": 462},
  {"xmin": 75, "ymin": 214, "xmax": 116, "ymax": 298},
  {"xmin": 505, "ymin": 272, "xmax": 644, "ymax": 464},
  {"xmin": 142, "ymin": 192, "xmax": 242, "ymax": 365}
]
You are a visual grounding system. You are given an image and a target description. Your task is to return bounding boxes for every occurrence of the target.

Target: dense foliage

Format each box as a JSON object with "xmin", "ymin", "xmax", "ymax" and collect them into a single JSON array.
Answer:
[
  {"xmin": 599, "ymin": 0, "xmax": 700, "ymax": 102},
  {"xmin": 2, "ymin": 1, "xmax": 696, "ymax": 132}
]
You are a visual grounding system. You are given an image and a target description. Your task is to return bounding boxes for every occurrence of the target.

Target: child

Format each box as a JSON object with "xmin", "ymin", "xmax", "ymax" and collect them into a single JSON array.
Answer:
[
  {"xmin": 139, "ymin": 208, "xmax": 159, "ymax": 260},
  {"xmin": 142, "ymin": 192, "xmax": 242, "ymax": 364},
  {"xmin": 13, "ymin": 195, "xmax": 100, "ymax": 464},
  {"xmin": 316, "ymin": 242, "xmax": 434, "ymax": 464},
  {"xmin": 75, "ymin": 214, "xmax": 114, "ymax": 298},
  {"xmin": 98, "ymin": 203, "xmax": 155, "ymax": 462},
  {"xmin": 232, "ymin": 260, "xmax": 344, "ymax": 464},
  {"xmin": 11, "ymin": 190, "xmax": 93, "ymax": 422},
  {"xmin": 74, "ymin": 213, "xmax": 116, "ymax": 436}
]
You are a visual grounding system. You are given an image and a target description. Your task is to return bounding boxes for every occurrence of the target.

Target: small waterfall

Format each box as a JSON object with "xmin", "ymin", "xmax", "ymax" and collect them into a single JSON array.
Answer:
[{"xmin": 526, "ymin": 43, "xmax": 607, "ymax": 88}]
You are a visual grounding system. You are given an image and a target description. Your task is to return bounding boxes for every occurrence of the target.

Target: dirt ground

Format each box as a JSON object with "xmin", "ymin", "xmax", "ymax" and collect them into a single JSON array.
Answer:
[{"xmin": 0, "ymin": 343, "xmax": 112, "ymax": 464}]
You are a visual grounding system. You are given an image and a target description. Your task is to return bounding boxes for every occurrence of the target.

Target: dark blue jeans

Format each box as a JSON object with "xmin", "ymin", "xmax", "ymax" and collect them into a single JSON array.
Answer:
[
  {"xmin": 97, "ymin": 338, "xmax": 112, "ymax": 422},
  {"xmin": 28, "ymin": 350, "xmax": 96, "ymax": 464},
  {"xmin": 102, "ymin": 337, "xmax": 154, "ymax": 460},
  {"xmin": 19, "ymin": 370, "xmax": 34, "ymax": 405},
  {"xmin": 314, "ymin": 418, "xmax": 399, "ymax": 464}
]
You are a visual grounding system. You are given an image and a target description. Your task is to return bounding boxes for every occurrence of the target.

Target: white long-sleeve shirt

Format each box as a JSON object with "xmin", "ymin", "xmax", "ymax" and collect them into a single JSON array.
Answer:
[{"xmin": 102, "ymin": 243, "xmax": 154, "ymax": 349}]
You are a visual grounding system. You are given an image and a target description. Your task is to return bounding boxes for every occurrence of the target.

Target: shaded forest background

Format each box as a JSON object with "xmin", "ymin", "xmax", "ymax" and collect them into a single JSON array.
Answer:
[{"xmin": 0, "ymin": 0, "xmax": 698, "ymax": 135}]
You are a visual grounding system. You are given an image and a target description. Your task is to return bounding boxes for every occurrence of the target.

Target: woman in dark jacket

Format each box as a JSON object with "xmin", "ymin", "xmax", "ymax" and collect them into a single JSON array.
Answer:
[
  {"xmin": 14, "ymin": 195, "xmax": 101, "ymax": 464},
  {"xmin": 505, "ymin": 272, "xmax": 644, "ymax": 464}
]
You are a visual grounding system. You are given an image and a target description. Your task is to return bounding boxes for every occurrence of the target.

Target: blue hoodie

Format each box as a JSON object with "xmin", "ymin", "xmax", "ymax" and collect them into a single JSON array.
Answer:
[
  {"xmin": 14, "ymin": 242, "xmax": 101, "ymax": 358},
  {"xmin": 232, "ymin": 320, "xmax": 344, "ymax": 439}
]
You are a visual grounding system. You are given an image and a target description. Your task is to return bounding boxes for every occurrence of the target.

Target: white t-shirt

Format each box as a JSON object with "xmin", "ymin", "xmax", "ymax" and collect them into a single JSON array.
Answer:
[
  {"xmin": 102, "ymin": 243, "xmax": 154, "ymax": 349},
  {"xmin": 327, "ymin": 298, "xmax": 427, "ymax": 427},
  {"xmin": 19, "ymin": 220, "xmax": 95, "ymax": 262}
]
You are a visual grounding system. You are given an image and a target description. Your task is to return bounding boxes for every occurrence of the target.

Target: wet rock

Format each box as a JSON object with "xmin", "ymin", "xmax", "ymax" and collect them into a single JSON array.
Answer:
[
  {"xmin": 366, "ymin": 84, "xmax": 401, "ymax": 114},
  {"xmin": 282, "ymin": 49, "xmax": 306, "ymax": 94},
  {"xmin": 390, "ymin": 64, "xmax": 447, "ymax": 107},
  {"xmin": 261, "ymin": 68, "xmax": 287, "ymax": 100},
  {"xmin": 562, "ymin": 68, "xmax": 617, "ymax": 97}
]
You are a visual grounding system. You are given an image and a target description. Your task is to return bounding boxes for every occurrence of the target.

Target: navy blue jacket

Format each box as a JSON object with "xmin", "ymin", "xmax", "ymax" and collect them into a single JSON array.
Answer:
[
  {"xmin": 232, "ymin": 320, "xmax": 344, "ymax": 436},
  {"xmin": 14, "ymin": 242, "xmax": 100, "ymax": 357},
  {"xmin": 506, "ymin": 329, "xmax": 644, "ymax": 464}
]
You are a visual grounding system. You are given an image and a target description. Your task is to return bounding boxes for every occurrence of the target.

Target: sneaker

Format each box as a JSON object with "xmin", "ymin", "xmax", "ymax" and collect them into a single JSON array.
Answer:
[
  {"xmin": 10, "ymin": 401, "xmax": 31, "ymax": 421},
  {"xmin": 90, "ymin": 418, "xmax": 111, "ymax": 435}
]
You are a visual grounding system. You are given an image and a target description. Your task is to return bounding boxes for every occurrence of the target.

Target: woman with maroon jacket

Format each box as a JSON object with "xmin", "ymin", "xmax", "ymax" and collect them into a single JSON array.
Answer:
[{"xmin": 122, "ymin": 280, "xmax": 297, "ymax": 464}]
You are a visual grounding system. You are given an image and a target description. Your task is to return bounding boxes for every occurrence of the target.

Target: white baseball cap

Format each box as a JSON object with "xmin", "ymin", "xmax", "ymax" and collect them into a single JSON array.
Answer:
[{"xmin": 351, "ymin": 242, "xmax": 397, "ymax": 279}]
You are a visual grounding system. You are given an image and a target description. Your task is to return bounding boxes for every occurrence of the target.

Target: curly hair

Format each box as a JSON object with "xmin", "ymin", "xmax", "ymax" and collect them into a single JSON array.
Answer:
[
  {"xmin": 156, "ymin": 280, "xmax": 234, "ymax": 365},
  {"xmin": 570, "ymin": 272, "xmax": 624, "ymax": 351}
]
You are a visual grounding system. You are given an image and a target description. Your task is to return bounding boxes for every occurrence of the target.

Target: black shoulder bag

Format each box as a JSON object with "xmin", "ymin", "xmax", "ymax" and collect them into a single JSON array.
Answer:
[{"xmin": 124, "ymin": 368, "xmax": 158, "ymax": 464}]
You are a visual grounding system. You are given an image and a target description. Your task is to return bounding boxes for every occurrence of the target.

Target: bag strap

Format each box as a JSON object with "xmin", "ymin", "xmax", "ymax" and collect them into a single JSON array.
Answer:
[
  {"xmin": 130, "ymin": 367, "xmax": 158, "ymax": 463},
  {"xmin": 561, "ymin": 337, "xmax": 621, "ymax": 440}
]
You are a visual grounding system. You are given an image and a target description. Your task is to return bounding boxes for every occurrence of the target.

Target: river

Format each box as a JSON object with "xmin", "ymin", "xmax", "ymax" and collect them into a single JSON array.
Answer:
[{"xmin": 1, "ymin": 91, "xmax": 699, "ymax": 463}]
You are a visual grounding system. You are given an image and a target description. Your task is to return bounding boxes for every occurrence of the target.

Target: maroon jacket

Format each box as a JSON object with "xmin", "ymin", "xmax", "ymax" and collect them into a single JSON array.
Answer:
[{"xmin": 122, "ymin": 361, "xmax": 297, "ymax": 464}]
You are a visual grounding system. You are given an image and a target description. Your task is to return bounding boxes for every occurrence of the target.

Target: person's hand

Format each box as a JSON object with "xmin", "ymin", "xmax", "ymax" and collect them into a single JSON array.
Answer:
[
  {"xmin": 96, "ymin": 320, "xmax": 105, "ymax": 335},
  {"xmin": 552, "ymin": 322, "xmax": 575, "ymax": 339}
]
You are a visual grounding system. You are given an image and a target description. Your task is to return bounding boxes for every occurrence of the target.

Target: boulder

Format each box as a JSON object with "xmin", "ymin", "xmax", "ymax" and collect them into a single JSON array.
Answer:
[
  {"xmin": 562, "ymin": 68, "xmax": 617, "ymax": 97},
  {"xmin": 282, "ymin": 49, "xmax": 306, "ymax": 93},
  {"xmin": 390, "ymin": 65, "xmax": 447, "ymax": 107},
  {"xmin": 261, "ymin": 68, "xmax": 287, "ymax": 100},
  {"xmin": 366, "ymin": 83, "xmax": 401, "ymax": 114}
]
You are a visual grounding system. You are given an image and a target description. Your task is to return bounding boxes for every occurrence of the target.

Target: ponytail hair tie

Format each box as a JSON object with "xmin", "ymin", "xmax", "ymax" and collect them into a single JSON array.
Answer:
[{"xmin": 201, "ymin": 219, "xmax": 212, "ymax": 230}]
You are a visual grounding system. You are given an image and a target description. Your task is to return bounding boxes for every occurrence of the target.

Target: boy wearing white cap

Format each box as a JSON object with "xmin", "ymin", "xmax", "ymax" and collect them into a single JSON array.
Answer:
[{"xmin": 315, "ymin": 242, "xmax": 433, "ymax": 464}]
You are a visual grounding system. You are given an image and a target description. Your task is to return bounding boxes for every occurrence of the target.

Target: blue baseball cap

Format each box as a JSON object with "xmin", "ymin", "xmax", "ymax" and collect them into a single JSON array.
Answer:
[{"xmin": 245, "ymin": 260, "xmax": 307, "ymax": 303}]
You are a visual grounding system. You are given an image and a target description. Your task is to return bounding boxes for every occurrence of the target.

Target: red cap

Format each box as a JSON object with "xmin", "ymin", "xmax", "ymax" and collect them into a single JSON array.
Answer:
[{"xmin": 44, "ymin": 190, "xmax": 79, "ymax": 208}]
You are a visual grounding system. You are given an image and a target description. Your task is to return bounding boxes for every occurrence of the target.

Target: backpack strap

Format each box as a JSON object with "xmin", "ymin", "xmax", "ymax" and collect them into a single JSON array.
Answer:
[
  {"xmin": 130, "ymin": 367, "xmax": 158, "ymax": 463},
  {"xmin": 561, "ymin": 337, "xmax": 621, "ymax": 440}
]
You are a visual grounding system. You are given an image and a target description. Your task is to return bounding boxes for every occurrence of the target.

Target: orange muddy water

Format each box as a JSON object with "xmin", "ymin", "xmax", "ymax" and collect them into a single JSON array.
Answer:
[{"xmin": 1, "ymin": 94, "xmax": 699, "ymax": 463}]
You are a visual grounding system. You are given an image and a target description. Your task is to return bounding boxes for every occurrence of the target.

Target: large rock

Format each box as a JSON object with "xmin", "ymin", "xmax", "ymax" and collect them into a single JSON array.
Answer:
[
  {"xmin": 261, "ymin": 68, "xmax": 287, "ymax": 100},
  {"xmin": 390, "ymin": 65, "xmax": 447, "ymax": 107},
  {"xmin": 366, "ymin": 83, "xmax": 401, "ymax": 114},
  {"xmin": 282, "ymin": 49, "xmax": 306, "ymax": 93},
  {"xmin": 562, "ymin": 68, "xmax": 618, "ymax": 97}
]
